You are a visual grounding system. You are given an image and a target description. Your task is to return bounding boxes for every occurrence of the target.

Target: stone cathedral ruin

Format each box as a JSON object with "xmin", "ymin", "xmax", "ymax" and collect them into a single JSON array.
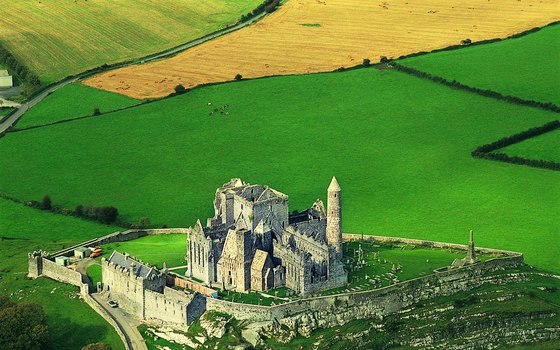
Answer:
[{"xmin": 187, "ymin": 177, "xmax": 348, "ymax": 295}]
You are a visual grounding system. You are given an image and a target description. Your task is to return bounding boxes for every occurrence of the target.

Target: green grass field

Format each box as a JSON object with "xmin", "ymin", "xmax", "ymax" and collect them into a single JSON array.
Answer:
[
  {"xmin": 100, "ymin": 234, "xmax": 186, "ymax": 269},
  {"xmin": 399, "ymin": 24, "xmax": 560, "ymax": 105},
  {"xmin": 0, "ymin": 68, "xmax": 558, "ymax": 274},
  {"xmin": 0, "ymin": 0, "xmax": 262, "ymax": 83},
  {"xmin": 16, "ymin": 83, "xmax": 138, "ymax": 129},
  {"xmin": 0, "ymin": 198, "xmax": 123, "ymax": 350},
  {"xmin": 500, "ymin": 129, "xmax": 560, "ymax": 163}
]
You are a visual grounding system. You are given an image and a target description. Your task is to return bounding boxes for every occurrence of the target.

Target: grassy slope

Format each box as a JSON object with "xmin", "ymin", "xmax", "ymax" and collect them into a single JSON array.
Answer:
[
  {"xmin": 16, "ymin": 83, "xmax": 138, "ymax": 129},
  {"xmin": 399, "ymin": 24, "xmax": 560, "ymax": 105},
  {"xmin": 0, "ymin": 0, "xmax": 262, "ymax": 82},
  {"xmin": 0, "ymin": 198, "xmax": 123, "ymax": 350},
  {"xmin": 500, "ymin": 129, "xmax": 560, "ymax": 163},
  {"xmin": 0, "ymin": 68, "xmax": 558, "ymax": 272}
]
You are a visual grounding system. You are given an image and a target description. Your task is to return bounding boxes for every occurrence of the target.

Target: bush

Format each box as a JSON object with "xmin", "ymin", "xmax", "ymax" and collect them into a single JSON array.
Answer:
[
  {"xmin": 93, "ymin": 108, "xmax": 101, "ymax": 116},
  {"xmin": 235, "ymin": 74, "xmax": 243, "ymax": 81},
  {"xmin": 138, "ymin": 217, "xmax": 150, "ymax": 228},
  {"xmin": 94, "ymin": 206, "xmax": 119, "ymax": 224},
  {"xmin": 41, "ymin": 195, "xmax": 52, "ymax": 210},
  {"xmin": 81, "ymin": 343, "xmax": 111, "ymax": 350},
  {"xmin": 0, "ymin": 297, "xmax": 50, "ymax": 350},
  {"xmin": 362, "ymin": 58, "xmax": 371, "ymax": 67},
  {"xmin": 453, "ymin": 295, "xmax": 479, "ymax": 308},
  {"xmin": 174, "ymin": 84, "xmax": 186, "ymax": 93}
]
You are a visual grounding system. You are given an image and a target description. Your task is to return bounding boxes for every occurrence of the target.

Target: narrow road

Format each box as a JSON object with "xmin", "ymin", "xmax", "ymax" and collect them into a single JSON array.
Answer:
[
  {"xmin": 0, "ymin": 12, "xmax": 266, "ymax": 135},
  {"xmin": 92, "ymin": 293, "xmax": 148, "ymax": 350},
  {"xmin": 0, "ymin": 78, "xmax": 77, "ymax": 134}
]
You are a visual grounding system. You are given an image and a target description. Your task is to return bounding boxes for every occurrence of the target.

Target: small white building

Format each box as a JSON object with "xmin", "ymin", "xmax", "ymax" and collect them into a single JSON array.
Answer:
[
  {"xmin": 74, "ymin": 247, "xmax": 92, "ymax": 259},
  {"xmin": 0, "ymin": 70, "xmax": 13, "ymax": 89}
]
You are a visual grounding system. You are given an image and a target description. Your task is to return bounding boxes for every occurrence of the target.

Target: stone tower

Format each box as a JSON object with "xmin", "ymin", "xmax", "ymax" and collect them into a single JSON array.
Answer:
[
  {"xmin": 466, "ymin": 229, "xmax": 477, "ymax": 264},
  {"xmin": 326, "ymin": 176, "xmax": 342, "ymax": 254}
]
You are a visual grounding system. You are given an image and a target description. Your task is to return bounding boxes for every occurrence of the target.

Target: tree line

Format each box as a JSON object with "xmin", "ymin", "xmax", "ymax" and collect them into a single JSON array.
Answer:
[
  {"xmin": 390, "ymin": 62, "xmax": 560, "ymax": 113},
  {"xmin": 0, "ymin": 44, "xmax": 42, "ymax": 95},
  {"xmin": 471, "ymin": 120, "xmax": 560, "ymax": 171},
  {"xmin": 239, "ymin": 0, "xmax": 281, "ymax": 22}
]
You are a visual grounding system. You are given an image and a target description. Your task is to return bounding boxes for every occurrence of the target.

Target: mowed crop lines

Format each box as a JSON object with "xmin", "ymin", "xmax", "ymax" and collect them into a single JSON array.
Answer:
[
  {"xmin": 84, "ymin": 0, "xmax": 560, "ymax": 99},
  {"xmin": 0, "ymin": 0, "xmax": 261, "ymax": 83}
]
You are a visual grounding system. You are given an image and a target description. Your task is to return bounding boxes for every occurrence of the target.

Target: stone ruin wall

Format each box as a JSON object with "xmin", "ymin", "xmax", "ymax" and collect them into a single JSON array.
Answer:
[
  {"xmin": 206, "ymin": 254, "xmax": 524, "ymax": 324},
  {"xmin": 342, "ymin": 233, "xmax": 521, "ymax": 255},
  {"xmin": 42, "ymin": 258, "xmax": 84, "ymax": 287},
  {"xmin": 144, "ymin": 287, "xmax": 189, "ymax": 324}
]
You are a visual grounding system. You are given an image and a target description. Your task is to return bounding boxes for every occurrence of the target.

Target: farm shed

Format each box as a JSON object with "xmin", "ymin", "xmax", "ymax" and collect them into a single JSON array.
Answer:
[
  {"xmin": 74, "ymin": 247, "xmax": 91, "ymax": 259},
  {"xmin": 0, "ymin": 70, "xmax": 13, "ymax": 89},
  {"xmin": 55, "ymin": 256, "xmax": 70, "ymax": 266}
]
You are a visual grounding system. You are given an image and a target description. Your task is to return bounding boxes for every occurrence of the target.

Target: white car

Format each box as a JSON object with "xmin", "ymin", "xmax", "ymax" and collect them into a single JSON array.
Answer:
[{"xmin": 107, "ymin": 300, "xmax": 118, "ymax": 308}]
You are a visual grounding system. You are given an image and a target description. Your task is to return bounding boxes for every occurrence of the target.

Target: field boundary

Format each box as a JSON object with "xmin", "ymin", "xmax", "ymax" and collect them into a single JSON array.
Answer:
[
  {"xmin": 390, "ymin": 62, "xmax": 560, "ymax": 113},
  {"xmin": 471, "ymin": 120, "xmax": 560, "ymax": 171}
]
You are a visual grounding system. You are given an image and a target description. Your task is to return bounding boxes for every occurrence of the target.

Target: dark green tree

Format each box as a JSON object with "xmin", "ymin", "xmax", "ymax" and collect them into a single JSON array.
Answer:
[{"xmin": 0, "ymin": 298, "xmax": 50, "ymax": 350}]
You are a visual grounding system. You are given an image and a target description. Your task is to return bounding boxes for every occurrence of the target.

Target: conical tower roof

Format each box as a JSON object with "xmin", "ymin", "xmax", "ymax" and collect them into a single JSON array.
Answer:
[{"xmin": 328, "ymin": 176, "xmax": 341, "ymax": 191}]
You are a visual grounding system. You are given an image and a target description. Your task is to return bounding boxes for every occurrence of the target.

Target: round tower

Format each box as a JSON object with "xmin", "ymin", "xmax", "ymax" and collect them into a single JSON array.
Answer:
[{"xmin": 326, "ymin": 176, "xmax": 342, "ymax": 254}]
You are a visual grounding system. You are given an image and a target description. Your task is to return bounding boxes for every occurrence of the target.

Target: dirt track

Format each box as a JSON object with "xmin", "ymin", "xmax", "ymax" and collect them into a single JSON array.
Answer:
[{"xmin": 84, "ymin": 0, "xmax": 560, "ymax": 99}]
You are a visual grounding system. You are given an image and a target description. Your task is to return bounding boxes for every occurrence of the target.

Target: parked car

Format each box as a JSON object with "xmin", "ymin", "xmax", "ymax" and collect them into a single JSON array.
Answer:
[{"xmin": 107, "ymin": 300, "xmax": 118, "ymax": 308}]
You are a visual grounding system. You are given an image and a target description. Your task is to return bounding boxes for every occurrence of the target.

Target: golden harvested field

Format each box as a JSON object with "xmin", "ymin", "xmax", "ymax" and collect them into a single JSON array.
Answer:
[
  {"xmin": 85, "ymin": 0, "xmax": 560, "ymax": 99},
  {"xmin": 0, "ymin": 0, "xmax": 261, "ymax": 83}
]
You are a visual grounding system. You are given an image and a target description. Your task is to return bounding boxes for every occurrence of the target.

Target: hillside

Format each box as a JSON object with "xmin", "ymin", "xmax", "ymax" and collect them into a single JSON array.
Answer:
[{"xmin": 1, "ymin": 68, "xmax": 558, "ymax": 272}]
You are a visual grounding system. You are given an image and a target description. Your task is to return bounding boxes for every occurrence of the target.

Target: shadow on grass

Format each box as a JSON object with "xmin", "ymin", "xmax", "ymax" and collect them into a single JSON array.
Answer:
[{"xmin": 47, "ymin": 316, "xmax": 109, "ymax": 350}]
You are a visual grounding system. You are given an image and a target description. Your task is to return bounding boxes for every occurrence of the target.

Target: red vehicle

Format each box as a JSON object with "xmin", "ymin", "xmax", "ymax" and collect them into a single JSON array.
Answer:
[{"xmin": 90, "ymin": 247, "xmax": 103, "ymax": 258}]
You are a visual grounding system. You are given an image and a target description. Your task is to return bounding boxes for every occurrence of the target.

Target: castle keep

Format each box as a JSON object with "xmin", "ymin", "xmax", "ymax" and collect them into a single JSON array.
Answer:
[{"xmin": 188, "ymin": 177, "xmax": 348, "ymax": 295}]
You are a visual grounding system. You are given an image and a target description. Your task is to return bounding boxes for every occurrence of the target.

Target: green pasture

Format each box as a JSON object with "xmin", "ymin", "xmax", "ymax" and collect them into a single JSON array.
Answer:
[
  {"xmin": 0, "ymin": 68, "xmax": 558, "ymax": 273},
  {"xmin": 0, "ymin": 0, "xmax": 263, "ymax": 82},
  {"xmin": 16, "ymin": 83, "xmax": 138, "ymax": 129},
  {"xmin": 101, "ymin": 234, "xmax": 187, "ymax": 269},
  {"xmin": 0, "ymin": 198, "xmax": 122, "ymax": 350},
  {"xmin": 500, "ymin": 129, "xmax": 560, "ymax": 163},
  {"xmin": 399, "ymin": 24, "xmax": 560, "ymax": 105}
]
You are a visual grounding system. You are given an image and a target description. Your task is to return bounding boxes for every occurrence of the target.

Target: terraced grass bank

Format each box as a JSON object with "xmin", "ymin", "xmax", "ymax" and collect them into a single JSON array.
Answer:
[
  {"xmin": 0, "ymin": 0, "xmax": 263, "ymax": 83},
  {"xmin": 0, "ymin": 198, "xmax": 122, "ymax": 350},
  {"xmin": 400, "ymin": 24, "xmax": 560, "ymax": 105}
]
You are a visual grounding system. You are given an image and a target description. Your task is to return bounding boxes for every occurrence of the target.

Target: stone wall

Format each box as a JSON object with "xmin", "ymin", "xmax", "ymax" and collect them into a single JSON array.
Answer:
[
  {"xmin": 41, "ymin": 257, "xmax": 84, "ymax": 287},
  {"xmin": 206, "ymin": 297, "xmax": 273, "ymax": 321},
  {"xmin": 270, "ymin": 255, "xmax": 522, "ymax": 321},
  {"xmin": 167, "ymin": 274, "xmax": 218, "ymax": 297},
  {"xmin": 342, "ymin": 233, "xmax": 520, "ymax": 255},
  {"xmin": 144, "ymin": 287, "xmax": 189, "ymax": 324},
  {"xmin": 207, "ymin": 254, "xmax": 523, "ymax": 323}
]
